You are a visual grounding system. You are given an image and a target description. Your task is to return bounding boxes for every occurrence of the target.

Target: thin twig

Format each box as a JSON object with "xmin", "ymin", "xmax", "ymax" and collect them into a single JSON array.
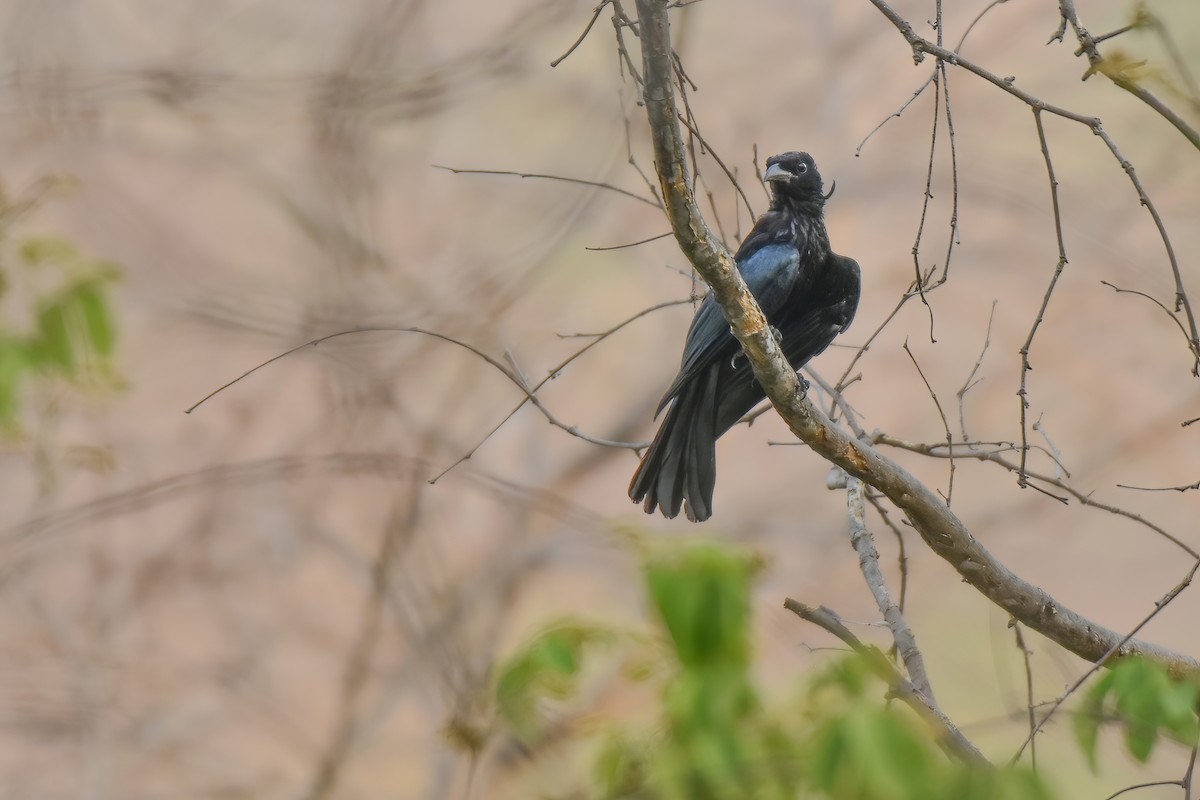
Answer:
[
  {"xmin": 1183, "ymin": 735, "xmax": 1199, "ymax": 799},
  {"xmin": 1019, "ymin": 108, "xmax": 1070, "ymax": 487},
  {"xmin": 783, "ymin": 599, "xmax": 988, "ymax": 766},
  {"xmin": 910, "ymin": 64, "xmax": 941, "ymax": 330},
  {"xmin": 433, "ymin": 298, "xmax": 692, "ymax": 479},
  {"xmin": 843, "ymin": 476, "xmax": 935, "ymax": 699},
  {"xmin": 834, "ymin": 285, "xmax": 921, "ymax": 393},
  {"xmin": 903, "ymin": 339, "xmax": 954, "ymax": 504},
  {"xmin": 1117, "ymin": 480, "xmax": 1199, "ymax": 493},
  {"xmin": 865, "ymin": 493, "xmax": 909, "ymax": 613},
  {"xmin": 610, "ymin": 2, "xmax": 644, "ymax": 87},
  {"xmin": 184, "ymin": 326, "xmax": 650, "ymax": 470},
  {"xmin": 805, "ymin": 367, "xmax": 866, "ymax": 438},
  {"xmin": 585, "ymin": 231, "xmax": 673, "ymax": 251},
  {"xmin": 1100, "ymin": 280, "xmax": 1198, "ymax": 363},
  {"xmin": 868, "ymin": 0, "xmax": 1200, "ymax": 373},
  {"xmin": 937, "ymin": 60, "xmax": 960, "ymax": 285},
  {"xmin": 1011, "ymin": 621, "xmax": 1038, "ymax": 771},
  {"xmin": 856, "ymin": 0, "xmax": 1012, "ymax": 155},
  {"xmin": 550, "ymin": 1, "xmax": 611, "ymax": 68},
  {"xmin": 432, "ymin": 164, "xmax": 659, "ymax": 208},
  {"xmin": 637, "ymin": 0, "xmax": 1200, "ymax": 686},
  {"xmin": 1100, "ymin": 781, "xmax": 1184, "ymax": 800},
  {"xmin": 675, "ymin": 111, "xmax": 755, "ymax": 221},
  {"xmin": 1056, "ymin": 0, "xmax": 1200, "ymax": 151},
  {"xmin": 872, "ymin": 432, "xmax": 1199, "ymax": 559},
  {"xmin": 1089, "ymin": 128, "xmax": 1200, "ymax": 374},
  {"xmin": 957, "ymin": 300, "xmax": 997, "ymax": 441},
  {"xmin": 1010, "ymin": 559, "xmax": 1200, "ymax": 762}
]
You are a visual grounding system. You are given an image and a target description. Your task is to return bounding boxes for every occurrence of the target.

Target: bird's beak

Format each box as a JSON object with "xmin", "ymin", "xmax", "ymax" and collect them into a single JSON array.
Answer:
[{"xmin": 764, "ymin": 162, "xmax": 790, "ymax": 183}]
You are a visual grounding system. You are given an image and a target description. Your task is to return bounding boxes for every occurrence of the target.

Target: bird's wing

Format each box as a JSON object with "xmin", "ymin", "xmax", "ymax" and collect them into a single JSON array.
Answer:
[
  {"xmin": 780, "ymin": 253, "xmax": 861, "ymax": 361},
  {"xmin": 712, "ymin": 252, "xmax": 860, "ymax": 429},
  {"xmin": 824, "ymin": 253, "xmax": 861, "ymax": 335},
  {"xmin": 656, "ymin": 243, "xmax": 801, "ymax": 414}
]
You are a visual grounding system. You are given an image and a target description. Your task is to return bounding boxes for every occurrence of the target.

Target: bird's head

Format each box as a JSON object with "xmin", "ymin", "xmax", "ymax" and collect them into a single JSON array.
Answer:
[{"xmin": 763, "ymin": 151, "xmax": 825, "ymax": 208}]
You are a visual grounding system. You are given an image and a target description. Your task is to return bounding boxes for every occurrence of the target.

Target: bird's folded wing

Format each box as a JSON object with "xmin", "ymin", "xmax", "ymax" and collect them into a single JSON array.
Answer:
[{"xmin": 656, "ymin": 244, "xmax": 801, "ymax": 414}]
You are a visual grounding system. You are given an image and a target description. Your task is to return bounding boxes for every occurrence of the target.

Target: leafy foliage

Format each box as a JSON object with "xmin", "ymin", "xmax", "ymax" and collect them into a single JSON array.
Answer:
[
  {"xmin": 1075, "ymin": 657, "xmax": 1200, "ymax": 767},
  {"xmin": 805, "ymin": 656, "xmax": 1052, "ymax": 800},
  {"xmin": 492, "ymin": 541, "xmax": 1056, "ymax": 800},
  {"xmin": 494, "ymin": 621, "xmax": 619, "ymax": 744},
  {"xmin": 0, "ymin": 181, "xmax": 122, "ymax": 435}
]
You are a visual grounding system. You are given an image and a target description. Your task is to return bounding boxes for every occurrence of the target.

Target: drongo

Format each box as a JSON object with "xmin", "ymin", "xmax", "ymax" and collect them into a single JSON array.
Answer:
[{"xmin": 629, "ymin": 151, "xmax": 860, "ymax": 521}]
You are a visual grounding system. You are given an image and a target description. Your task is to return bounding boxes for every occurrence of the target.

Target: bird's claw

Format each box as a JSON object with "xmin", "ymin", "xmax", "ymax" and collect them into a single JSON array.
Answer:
[
  {"xmin": 769, "ymin": 325, "xmax": 783, "ymax": 345},
  {"xmin": 797, "ymin": 374, "xmax": 810, "ymax": 395},
  {"xmin": 730, "ymin": 351, "xmax": 744, "ymax": 370}
]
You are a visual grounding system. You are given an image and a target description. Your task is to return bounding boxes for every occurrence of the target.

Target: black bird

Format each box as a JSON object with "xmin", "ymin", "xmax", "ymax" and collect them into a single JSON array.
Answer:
[{"xmin": 629, "ymin": 152, "xmax": 860, "ymax": 521}]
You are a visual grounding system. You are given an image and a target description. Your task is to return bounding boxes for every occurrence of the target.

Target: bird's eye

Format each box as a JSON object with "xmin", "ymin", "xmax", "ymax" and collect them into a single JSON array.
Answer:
[{"xmin": 797, "ymin": 163, "xmax": 808, "ymax": 174}]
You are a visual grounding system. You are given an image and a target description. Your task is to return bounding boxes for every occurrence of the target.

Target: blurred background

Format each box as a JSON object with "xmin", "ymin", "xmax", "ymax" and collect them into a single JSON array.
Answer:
[{"xmin": 0, "ymin": 0, "xmax": 1197, "ymax": 797}]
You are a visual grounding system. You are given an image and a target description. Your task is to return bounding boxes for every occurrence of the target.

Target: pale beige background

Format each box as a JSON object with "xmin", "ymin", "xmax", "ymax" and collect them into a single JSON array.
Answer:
[{"xmin": 0, "ymin": 1, "xmax": 1197, "ymax": 798}]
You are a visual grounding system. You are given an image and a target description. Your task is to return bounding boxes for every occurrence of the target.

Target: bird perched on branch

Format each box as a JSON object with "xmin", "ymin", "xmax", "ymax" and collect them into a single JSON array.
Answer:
[{"xmin": 629, "ymin": 151, "xmax": 860, "ymax": 522}]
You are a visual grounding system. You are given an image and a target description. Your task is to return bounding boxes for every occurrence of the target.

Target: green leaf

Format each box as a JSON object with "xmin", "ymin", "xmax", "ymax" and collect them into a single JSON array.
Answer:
[
  {"xmin": 74, "ymin": 280, "xmax": 116, "ymax": 356},
  {"xmin": 645, "ymin": 544, "xmax": 756, "ymax": 670},
  {"xmin": 35, "ymin": 300, "xmax": 74, "ymax": 370},
  {"xmin": 0, "ymin": 338, "xmax": 30, "ymax": 427},
  {"xmin": 494, "ymin": 621, "xmax": 616, "ymax": 743},
  {"xmin": 19, "ymin": 235, "xmax": 78, "ymax": 268},
  {"xmin": 1074, "ymin": 675, "xmax": 1107, "ymax": 769},
  {"xmin": 594, "ymin": 732, "xmax": 648, "ymax": 798},
  {"xmin": 1077, "ymin": 658, "xmax": 1200, "ymax": 767}
]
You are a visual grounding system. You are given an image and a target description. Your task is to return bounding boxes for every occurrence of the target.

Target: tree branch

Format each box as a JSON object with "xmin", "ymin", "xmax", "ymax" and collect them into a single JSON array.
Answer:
[
  {"xmin": 783, "ymin": 599, "xmax": 988, "ymax": 766},
  {"xmin": 632, "ymin": 0, "xmax": 1200, "ymax": 678},
  {"xmin": 842, "ymin": 475, "xmax": 935, "ymax": 699}
]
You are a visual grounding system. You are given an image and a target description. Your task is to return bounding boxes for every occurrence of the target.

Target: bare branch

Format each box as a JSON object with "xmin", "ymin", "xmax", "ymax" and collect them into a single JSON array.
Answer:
[
  {"xmin": 936, "ymin": 61, "xmax": 960, "ymax": 286},
  {"xmin": 1099, "ymin": 781, "xmax": 1184, "ymax": 800},
  {"xmin": 1101, "ymin": 280, "xmax": 1198, "ymax": 362},
  {"xmin": 635, "ymin": 0, "xmax": 1200, "ymax": 680},
  {"xmin": 910, "ymin": 65, "xmax": 941, "ymax": 329},
  {"xmin": 856, "ymin": 0, "xmax": 1013, "ymax": 155},
  {"xmin": 550, "ymin": 1, "xmax": 611, "ymax": 68},
  {"xmin": 1018, "ymin": 109, "xmax": 1070, "ymax": 488},
  {"xmin": 1117, "ymin": 480, "xmax": 1200, "ymax": 493},
  {"xmin": 903, "ymin": 339, "xmax": 954, "ymax": 504},
  {"xmin": 1011, "ymin": 559, "xmax": 1200, "ymax": 761},
  {"xmin": 432, "ymin": 164, "xmax": 661, "ymax": 208},
  {"xmin": 867, "ymin": 0, "xmax": 1200, "ymax": 375},
  {"xmin": 783, "ymin": 599, "xmax": 988, "ymax": 766},
  {"xmin": 1055, "ymin": 0, "xmax": 1200, "ymax": 151},
  {"xmin": 865, "ymin": 493, "xmax": 910, "ymax": 613},
  {"xmin": 183, "ymin": 326, "xmax": 650, "ymax": 481},
  {"xmin": 1010, "ymin": 622, "xmax": 1038, "ymax": 770},
  {"xmin": 843, "ymin": 476, "xmax": 935, "ymax": 699},
  {"xmin": 872, "ymin": 432, "xmax": 1199, "ymax": 559},
  {"xmin": 957, "ymin": 300, "xmax": 997, "ymax": 441},
  {"xmin": 585, "ymin": 231, "xmax": 673, "ymax": 251}
]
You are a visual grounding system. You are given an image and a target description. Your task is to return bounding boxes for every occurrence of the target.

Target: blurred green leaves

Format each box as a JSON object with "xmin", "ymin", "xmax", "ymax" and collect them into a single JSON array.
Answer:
[
  {"xmin": 1075, "ymin": 657, "xmax": 1200, "ymax": 767},
  {"xmin": 0, "ymin": 183, "xmax": 122, "ymax": 436},
  {"xmin": 495, "ymin": 620, "xmax": 619, "ymax": 744},
  {"xmin": 805, "ymin": 654, "xmax": 1052, "ymax": 800},
  {"xmin": 492, "ymin": 541, "xmax": 1057, "ymax": 800}
]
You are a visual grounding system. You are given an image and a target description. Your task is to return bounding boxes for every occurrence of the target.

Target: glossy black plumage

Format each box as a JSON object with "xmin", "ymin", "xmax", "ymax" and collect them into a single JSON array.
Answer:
[{"xmin": 629, "ymin": 152, "xmax": 861, "ymax": 521}]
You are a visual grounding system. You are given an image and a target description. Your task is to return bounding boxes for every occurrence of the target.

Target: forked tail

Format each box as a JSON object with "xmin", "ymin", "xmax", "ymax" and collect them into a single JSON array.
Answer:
[{"xmin": 628, "ymin": 366, "xmax": 719, "ymax": 521}]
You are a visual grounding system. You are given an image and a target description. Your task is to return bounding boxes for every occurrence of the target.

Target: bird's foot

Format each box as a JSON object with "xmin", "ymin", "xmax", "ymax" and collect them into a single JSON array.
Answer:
[
  {"xmin": 769, "ymin": 325, "xmax": 783, "ymax": 345},
  {"xmin": 796, "ymin": 373, "xmax": 810, "ymax": 395}
]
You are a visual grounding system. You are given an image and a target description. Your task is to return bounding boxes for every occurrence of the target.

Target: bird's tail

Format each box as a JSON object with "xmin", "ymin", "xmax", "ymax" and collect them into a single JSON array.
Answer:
[{"xmin": 628, "ymin": 366, "xmax": 719, "ymax": 521}]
